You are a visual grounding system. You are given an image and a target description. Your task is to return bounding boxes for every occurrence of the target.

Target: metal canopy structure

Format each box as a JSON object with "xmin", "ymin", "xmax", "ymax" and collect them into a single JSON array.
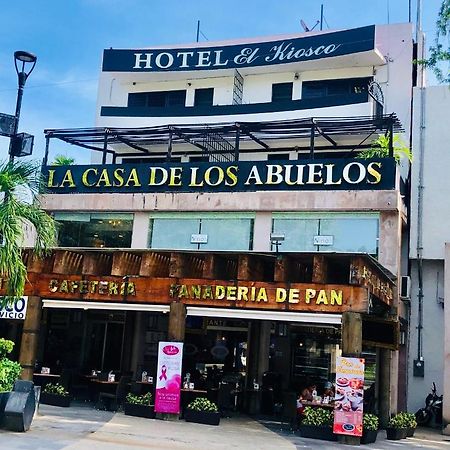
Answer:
[{"xmin": 43, "ymin": 114, "xmax": 403, "ymax": 164}]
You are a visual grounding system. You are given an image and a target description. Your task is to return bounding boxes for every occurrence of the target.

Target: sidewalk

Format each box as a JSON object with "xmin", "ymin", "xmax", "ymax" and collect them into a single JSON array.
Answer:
[{"xmin": 0, "ymin": 404, "xmax": 449, "ymax": 449}]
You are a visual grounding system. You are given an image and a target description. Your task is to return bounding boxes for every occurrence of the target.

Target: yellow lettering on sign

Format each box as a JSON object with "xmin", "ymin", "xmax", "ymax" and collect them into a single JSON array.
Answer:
[
  {"xmin": 59, "ymin": 280, "xmax": 69, "ymax": 293},
  {"xmin": 215, "ymin": 285, "xmax": 225, "ymax": 300},
  {"xmin": 113, "ymin": 168, "xmax": 125, "ymax": 187},
  {"xmin": 225, "ymin": 166, "xmax": 238, "ymax": 187},
  {"xmin": 125, "ymin": 168, "xmax": 141, "ymax": 187},
  {"xmin": 191, "ymin": 285, "xmax": 201, "ymax": 299},
  {"xmin": 330, "ymin": 290, "xmax": 343, "ymax": 305},
  {"xmin": 49, "ymin": 279, "xmax": 58, "ymax": 293},
  {"xmin": 288, "ymin": 288, "xmax": 300, "ymax": 303},
  {"xmin": 82, "ymin": 168, "xmax": 97, "ymax": 187},
  {"xmin": 305, "ymin": 288, "xmax": 316, "ymax": 304},
  {"xmin": 189, "ymin": 167, "xmax": 204, "ymax": 187},
  {"xmin": 168, "ymin": 167, "xmax": 182, "ymax": 187},
  {"xmin": 237, "ymin": 286, "xmax": 248, "ymax": 301},
  {"xmin": 315, "ymin": 289, "xmax": 328, "ymax": 305},
  {"xmin": 244, "ymin": 166, "xmax": 263, "ymax": 185},
  {"xmin": 60, "ymin": 170, "xmax": 75, "ymax": 188},
  {"xmin": 367, "ymin": 162, "xmax": 382, "ymax": 184},
  {"xmin": 98, "ymin": 281, "xmax": 108, "ymax": 294},
  {"xmin": 96, "ymin": 169, "xmax": 112, "ymax": 187},
  {"xmin": 178, "ymin": 285, "xmax": 189, "ymax": 298},
  {"xmin": 256, "ymin": 288, "xmax": 268, "ymax": 302},
  {"xmin": 89, "ymin": 281, "xmax": 98, "ymax": 294},
  {"xmin": 205, "ymin": 166, "xmax": 224, "ymax": 187},
  {"xmin": 47, "ymin": 170, "xmax": 57, "ymax": 188},
  {"xmin": 276, "ymin": 288, "xmax": 287, "ymax": 303},
  {"xmin": 109, "ymin": 282, "xmax": 118, "ymax": 295},
  {"xmin": 79, "ymin": 280, "xmax": 88, "ymax": 294},
  {"xmin": 226, "ymin": 286, "xmax": 237, "ymax": 300},
  {"xmin": 203, "ymin": 285, "xmax": 213, "ymax": 299}
]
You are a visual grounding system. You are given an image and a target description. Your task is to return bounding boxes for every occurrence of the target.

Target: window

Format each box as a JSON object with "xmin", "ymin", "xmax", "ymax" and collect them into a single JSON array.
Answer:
[
  {"xmin": 194, "ymin": 88, "xmax": 214, "ymax": 106},
  {"xmin": 128, "ymin": 90, "xmax": 186, "ymax": 108},
  {"xmin": 271, "ymin": 82, "xmax": 293, "ymax": 102},
  {"xmin": 54, "ymin": 213, "xmax": 133, "ymax": 248},
  {"xmin": 149, "ymin": 213, "xmax": 254, "ymax": 251},
  {"xmin": 302, "ymin": 78, "xmax": 371, "ymax": 99},
  {"xmin": 272, "ymin": 213, "xmax": 379, "ymax": 255}
]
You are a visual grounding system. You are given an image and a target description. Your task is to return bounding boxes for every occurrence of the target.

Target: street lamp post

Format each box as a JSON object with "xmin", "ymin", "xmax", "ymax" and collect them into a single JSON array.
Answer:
[{"xmin": 9, "ymin": 51, "xmax": 37, "ymax": 163}]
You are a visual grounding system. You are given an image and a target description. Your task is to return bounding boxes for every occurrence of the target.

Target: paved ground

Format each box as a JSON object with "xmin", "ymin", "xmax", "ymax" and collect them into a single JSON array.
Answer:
[{"xmin": 1, "ymin": 404, "xmax": 450, "ymax": 449}]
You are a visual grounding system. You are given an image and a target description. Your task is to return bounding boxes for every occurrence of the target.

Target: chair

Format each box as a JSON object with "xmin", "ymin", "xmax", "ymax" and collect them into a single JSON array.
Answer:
[
  {"xmin": 218, "ymin": 382, "xmax": 235, "ymax": 417},
  {"xmin": 97, "ymin": 376, "xmax": 131, "ymax": 411},
  {"xmin": 280, "ymin": 391, "xmax": 298, "ymax": 432}
]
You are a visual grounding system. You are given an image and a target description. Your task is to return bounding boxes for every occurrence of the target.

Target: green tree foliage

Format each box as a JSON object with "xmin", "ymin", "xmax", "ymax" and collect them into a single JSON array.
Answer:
[
  {"xmin": 0, "ymin": 161, "xmax": 57, "ymax": 304},
  {"xmin": 418, "ymin": 0, "xmax": 450, "ymax": 83},
  {"xmin": 51, "ymin": 155, "xmax": 75, "ymax": 166},
  {"xmin": 358, "ymin": 133, "xmax": 412, "ymax": 164},
  {"xmin": 0, "ymin": 338, "xmax": 21, "ymax": 392}
]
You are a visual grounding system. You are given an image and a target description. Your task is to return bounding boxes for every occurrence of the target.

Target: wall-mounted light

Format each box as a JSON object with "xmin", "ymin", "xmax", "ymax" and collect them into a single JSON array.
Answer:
[
  {"xmin": 294, "ymin": 72, "xmax": 299, "ymax": 80},
  {"xmin": 270, "ymin": 232, "xmax": 285, "ymax": 253}
]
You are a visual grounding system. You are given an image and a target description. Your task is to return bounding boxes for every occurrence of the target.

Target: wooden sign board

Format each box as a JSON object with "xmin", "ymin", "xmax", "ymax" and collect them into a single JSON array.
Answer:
[{"xmin": 7, "ymin": 273, "xmax": 369, "ymax": 314}]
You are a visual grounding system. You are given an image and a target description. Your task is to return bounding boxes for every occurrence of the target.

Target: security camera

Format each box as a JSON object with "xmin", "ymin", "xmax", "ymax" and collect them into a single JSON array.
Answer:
[{"xmin": 270, "ymin": 233, "xmax": 285, "ymax": 243}]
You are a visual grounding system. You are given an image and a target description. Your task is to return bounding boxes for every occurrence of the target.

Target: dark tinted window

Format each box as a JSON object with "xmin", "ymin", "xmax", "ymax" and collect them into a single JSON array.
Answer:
[
  {"xmin": 272, "ymin": 82, "xmax": 293, "ymax": 102},
  {"xmin": 194, "ymin": 88, "xmax": 214, "ymax": 106},
  {"xmin": 128, "ymin": 90, "xmax": 186, "ymax": 108},
  {"xmin": 268, "ymin": 153, "xmax": 290, "ymax": 160},
  {"xmin": 302, "ymin": 78, "xmax": 371, "ymax": 99}
]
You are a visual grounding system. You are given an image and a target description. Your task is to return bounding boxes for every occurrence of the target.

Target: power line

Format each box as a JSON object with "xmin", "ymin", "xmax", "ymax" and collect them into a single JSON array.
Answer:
[{"xmin": 0, "ymin": 78, "xmax": 97, "ymax": 93}]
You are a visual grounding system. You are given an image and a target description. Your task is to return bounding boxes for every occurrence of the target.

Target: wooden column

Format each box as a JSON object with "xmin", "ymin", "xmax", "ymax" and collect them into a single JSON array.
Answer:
[
  {"xmin": 19, "ymin": 296, "xmax": 42, "ymax": 381},
  {"xmin": 379, "ymin": 348, "xmax": 392, "ymax": 428},
  {"xmin": 168, "ymin": 302, "xmax": 186, "ymax": 342},
  {"xmin": 340, "ymin": 311, "xmax": 362, "ymax": 445}
]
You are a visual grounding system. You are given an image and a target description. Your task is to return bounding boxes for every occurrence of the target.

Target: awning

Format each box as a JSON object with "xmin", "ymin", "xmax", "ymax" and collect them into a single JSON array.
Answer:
[
  {"xmin": 186, "ymin": 307, "xmax": 341, "ymax": 324},
  {"xmin": 42, "ymin": 300, "xmax": 169, "ymax": 313}
]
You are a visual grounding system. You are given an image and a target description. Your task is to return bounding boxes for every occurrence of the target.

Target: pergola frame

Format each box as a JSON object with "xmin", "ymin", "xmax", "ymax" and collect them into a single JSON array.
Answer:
[{"xmin": 43, "ymin": 114, "xmax": 402, "ymax": 165}]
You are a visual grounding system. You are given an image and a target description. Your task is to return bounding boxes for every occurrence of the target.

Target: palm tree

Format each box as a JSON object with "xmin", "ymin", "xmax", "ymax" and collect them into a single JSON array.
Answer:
[
  {"xmin": 358, "ymin": 133, "xmax": 412, "ymax": 164},
  {"xmin": 51, "ymin": 154, "xmax": 75, "ymax": 166},
  {"xmin": 0, "ymin": 160, "xmax": 57, "ymax": 304}
]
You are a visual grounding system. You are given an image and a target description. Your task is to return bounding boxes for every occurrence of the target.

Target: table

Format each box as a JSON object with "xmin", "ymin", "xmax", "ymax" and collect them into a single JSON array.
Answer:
[{"xmin": 33, "ymin": 373, "xmax": 60, "ymax": 387}]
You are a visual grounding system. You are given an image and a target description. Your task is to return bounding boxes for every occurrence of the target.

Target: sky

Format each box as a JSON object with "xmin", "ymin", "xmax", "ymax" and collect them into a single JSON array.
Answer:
[{"xmin": 0, "ymin": 0, "xmax": 444, "ymax": 163}]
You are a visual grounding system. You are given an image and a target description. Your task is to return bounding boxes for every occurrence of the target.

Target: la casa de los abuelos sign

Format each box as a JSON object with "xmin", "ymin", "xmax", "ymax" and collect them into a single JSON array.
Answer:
[{"xmin": 43, "ymin": 158, "xmax": 395, "ymax": 194}]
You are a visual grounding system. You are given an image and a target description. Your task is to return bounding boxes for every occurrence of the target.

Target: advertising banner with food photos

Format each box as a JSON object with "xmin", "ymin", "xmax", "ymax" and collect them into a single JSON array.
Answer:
[
  {"xmin": 333, "ymin": 357, "xmax": 365, "ymax": 437},
  {"xmin": 155, "ymin": 342, "xmax": 184, "ymax": 414}
]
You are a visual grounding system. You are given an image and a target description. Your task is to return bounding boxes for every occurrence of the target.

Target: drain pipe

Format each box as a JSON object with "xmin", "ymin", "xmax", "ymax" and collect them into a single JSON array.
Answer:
[{"xmin": 415, "ymin": 0, "xmax": 426, "ymax": 371}]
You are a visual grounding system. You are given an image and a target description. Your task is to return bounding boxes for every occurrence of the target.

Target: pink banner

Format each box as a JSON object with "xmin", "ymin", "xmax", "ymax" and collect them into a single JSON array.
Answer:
[
  {"xmin": 155, "ymin": 342, "xmax": 183, "ymax": 414},
  {"xmin": 333, "ymin": 356, "xmax": 365, "ymax": 437}
]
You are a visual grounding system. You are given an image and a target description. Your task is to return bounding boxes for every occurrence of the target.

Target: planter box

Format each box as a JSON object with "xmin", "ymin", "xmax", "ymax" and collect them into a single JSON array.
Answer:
[
  {"xmin": 40, "ymin": 392, "xmax": 71, "ymax": 407},
  {"xmin": 406, "ymin": 427, "xmax": 415, "ymax": 437},
  {"xmin": 184, "ymin": 409, "xmax": 220, "ymax": 426},
  {"xmin": 361, "ymin": 429, "xmax": 378, "ymax": 444},
  {"xmin": 299, "ymin": 425, "xmax": 337, "ymax": 441},
  {"xmin": 0, "ymin": 392, "xmax": 11, "ymax": 426},
  {"xmin": 386, "ymin": 427, "xmax": 408, "ymax": 440},
  {"xmin": 124, "ymin": 403, "xmax": 155, "ymax": 419}
]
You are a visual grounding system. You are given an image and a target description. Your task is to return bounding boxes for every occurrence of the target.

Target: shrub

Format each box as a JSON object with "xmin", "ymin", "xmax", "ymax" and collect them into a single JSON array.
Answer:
[
  {"xmin": 0, "ymin": 338, "xmax": 21, "ymax": 392},
  {"xmin": 187, "ymin": 397, "xmax": 218, "ymax": 413},
  {"xmin": 397, "ymin": 411, "xmax": 417, "ymax": 428},
  {"xmin": 43, "ymin": 383, "xmax": 69, "ymax": 397},
  {"xmin": 0, "ymin": 338, "xmax": 14, "ymax": 359},
  {"xmin": 388, "ymin": 412, "xmax": 409, "ymax": 429},
  {"xmin": 363, "ymin": 413, "xmax": 379, "ymax": 431},
  {"xmin": 126, "ymin": 392, "xmax": 153, "ymax": 405},
  {"xmin": 302, "ymin": 407, "xmax": 334, "ymax": 427}
]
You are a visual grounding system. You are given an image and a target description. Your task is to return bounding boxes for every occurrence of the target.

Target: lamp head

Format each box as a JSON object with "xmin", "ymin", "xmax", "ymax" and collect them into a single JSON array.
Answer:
[
  {"xmin": 14, "ymin": 51, "xmax": 37, "ymax": 64},
  {"xmin": 14, "ymin": 50, "xmax": 37, "ymax": 83}
]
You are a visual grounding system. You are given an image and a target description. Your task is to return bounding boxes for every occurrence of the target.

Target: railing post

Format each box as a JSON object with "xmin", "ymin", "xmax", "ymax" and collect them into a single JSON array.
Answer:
[
  {"xmin": 102, "ymin": 130, "xmax": 108, "ymax": 164},
  {"xmin": 234, "ymin": 123, "xmax": 240, "ymax": 161},
  {"xmin": 310, "ymin": 119, "xmax": 315, "ymax": 159},
  {"xmin": 388, "ymin": 117, "xmax": 394, "ymax": 158},
  {"xmin": 167, "ymin": 127, "xmax": 173, "ymax": 162}
]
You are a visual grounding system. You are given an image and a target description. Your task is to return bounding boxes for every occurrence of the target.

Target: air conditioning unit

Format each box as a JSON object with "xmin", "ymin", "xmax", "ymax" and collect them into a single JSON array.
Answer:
[{"xmin": 400, "ymin": 275, "xmax": 411, "ymax": 299}]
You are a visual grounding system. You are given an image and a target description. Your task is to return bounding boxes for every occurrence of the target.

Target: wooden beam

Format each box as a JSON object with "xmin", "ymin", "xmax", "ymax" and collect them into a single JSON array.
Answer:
[
  {"xmin": 168, "ymin": 302, "xmax": 186, "ymax": 342},
  {"xmin": 82, "ymin": 252, "xmax": 113, "ymax": 276},
  {"xmin": 140, "ymin": 252, "xmax": 170, "ymax": 277},
  {"xmin": 111, "ymin": 252, "xmax": 142, "ymax": 276},
  {"xmin": 53, "ymin": 250, "xmax": 83, "ymax": 275},
  {"xmin": 312, "ymin": 255, "xmax": 328, "ymax": 284}
]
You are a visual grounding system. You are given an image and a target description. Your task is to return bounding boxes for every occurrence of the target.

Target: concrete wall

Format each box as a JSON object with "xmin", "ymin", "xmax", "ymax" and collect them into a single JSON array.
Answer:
[
  {"xmin": 408, "ymin": 86, "xmax": 450, "ymax": 418},
  {"xmin": 410, "ymin": 86, "xmax": 450, "ymax": 260},
  {"xmin": 408, "ymin": 259, "xmax": 445, "ymax": 413},
  {"xmin": 444, "ymin": 244, "xmax": 450, "ymax": 433}
]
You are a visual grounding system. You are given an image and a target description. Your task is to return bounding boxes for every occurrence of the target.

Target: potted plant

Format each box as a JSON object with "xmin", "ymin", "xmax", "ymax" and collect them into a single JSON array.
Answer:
[
  {"xmin": 298, "ymin": 407, "xmax": 337, "ymax": 441},
  {"xmin": 184, "ymin": 397, "xmax": 220, "ymax": 426},
  {"xmin": 386, "ymin": 413, "xmax": 408, "ymax": 440},
  {"xmin": 0, "ymin": 338, "xmax": 22, "ymax": 425},
  {"xmin": 40, "ymin": 383, "xmax": 71, "ymax": 407},
  {"xmin": 361, "ymin": 413, "xmax": 379, "ymax": 444},
  {"xmin": 124, "ymin": 392, "xmax": 155, "ymax": 419},
  {"xmin": 398, "ymin": 412, "xmax": 417, "ymax": 437}
]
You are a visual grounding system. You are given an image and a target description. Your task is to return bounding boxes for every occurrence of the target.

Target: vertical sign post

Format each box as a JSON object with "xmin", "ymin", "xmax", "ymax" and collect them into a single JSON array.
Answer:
[
  {"xmin": 333, "ymin": 356, "xmax": 365, "ymax": 437},
  {"xmin": 155, "ymin": 341, "xmax": 183, "ymax": 414}
]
